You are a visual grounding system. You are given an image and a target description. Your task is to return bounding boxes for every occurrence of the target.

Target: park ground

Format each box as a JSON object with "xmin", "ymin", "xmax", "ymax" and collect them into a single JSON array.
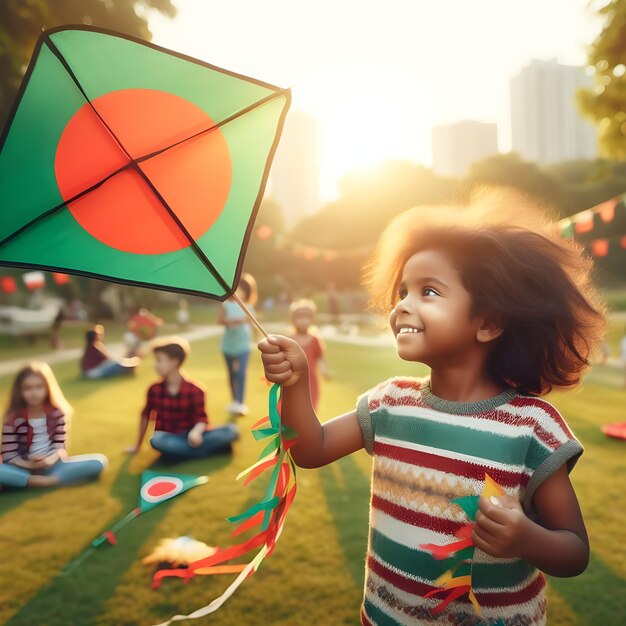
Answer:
[{"xmin": 0, "ymin": 311, "xmax": 625, "ymax": 625}]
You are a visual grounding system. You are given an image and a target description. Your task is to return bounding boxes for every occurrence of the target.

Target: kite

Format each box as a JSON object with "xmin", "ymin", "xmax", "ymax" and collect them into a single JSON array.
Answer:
[
  {"xmin": 0, "ymin": 25, "xmax": 290, "ymax": 302},
  {"xmin": 419, "ymin": 473, "xmax": 506, "ymax": 623},
  {"xmin": 1, "ymin": 25, "xmax": 296, "ymax": 619},
  {"xmin": 65, "ymin": 471, "xmax": 209, "ymax": 573}
]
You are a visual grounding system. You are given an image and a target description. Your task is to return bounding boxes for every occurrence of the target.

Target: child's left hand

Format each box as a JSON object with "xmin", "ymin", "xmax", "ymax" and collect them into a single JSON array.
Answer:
[{"xmin": 471, "ymin": 494, "xmax": 530, "ymax": 559}]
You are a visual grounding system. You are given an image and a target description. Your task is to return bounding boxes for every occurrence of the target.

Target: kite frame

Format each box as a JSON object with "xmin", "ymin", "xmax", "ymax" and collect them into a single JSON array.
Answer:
[{"xmin": 0, "ymin": 25, "xmax": 291, "ymax": 301}]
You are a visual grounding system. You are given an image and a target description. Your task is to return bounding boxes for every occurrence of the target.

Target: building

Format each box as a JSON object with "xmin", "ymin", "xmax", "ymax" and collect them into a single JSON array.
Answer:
[
  {"xmin": 269, "ymin": 110, "xmax": 320, "ymax": 228},
  {"xmin": 510, "ymin": 59, "xmax": 597, "ymax": 164},
  {"xmin": 431, "ymin": 121, "xmax": 499, "ymax": 177}
]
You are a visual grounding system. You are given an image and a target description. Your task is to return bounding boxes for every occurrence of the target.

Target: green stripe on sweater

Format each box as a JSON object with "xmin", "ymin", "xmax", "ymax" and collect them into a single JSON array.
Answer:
[
  {"xmin": 371, "ymin": 528, "xmax": 536, "ymax": 588},
  {"xmin": 373, "ymin": 409, "xmax": 529, "ymax": 466}
]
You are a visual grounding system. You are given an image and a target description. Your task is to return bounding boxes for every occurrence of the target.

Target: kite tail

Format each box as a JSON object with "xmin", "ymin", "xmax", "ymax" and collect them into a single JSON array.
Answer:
[
  {"xmin": 151, "ymin": 383, "xmax": 298, "ymax": 625},
  {"xmin": 419, "ymin": 474, "xmax": 505, "ymax": 618},
  {"xmin": 92, "ymin": 507, "xmax": 142, "ymax": 547}
]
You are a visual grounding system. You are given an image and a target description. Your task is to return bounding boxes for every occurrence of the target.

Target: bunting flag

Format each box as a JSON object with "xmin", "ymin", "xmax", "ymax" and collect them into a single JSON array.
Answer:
[
  {"xmin": 559, "ymin": 194, "xmax": 623, "ymax": 238},
  {"xmin": 151, "ymin": 383, "xmax": 298, "ymax": 625},
  {"xmin": 22, "ymin": 270, "xmax": 45, "ymax": 290},
  {"xmin": 419, "ymin": 474, "xmax": 505, "ymax": 618},
  {"xmin": 0, "ymin": 275, "xmax": 17, "ymax": 294},
  {"xmin": 52, "ymin": 272, "xmax": 71, "ymax": 285}
]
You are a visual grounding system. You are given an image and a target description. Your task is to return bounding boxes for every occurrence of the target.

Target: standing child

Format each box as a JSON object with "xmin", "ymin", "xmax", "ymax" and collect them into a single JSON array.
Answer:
[
  {"xmin": 218, "ymin": 273, "xmax": 257, "ymax": 416},
  {"xmin": 0, "ymin": 362, "xmax": 107, "ymax": 489},
  {"xmin": 288, "ymin": 299, "xmax": 330, "ymax": 411},
  {"xmin": 258, "ymin": 191, "xmax": 604, "ymax": 625},
  {"xmin": 127, "ymin": 338, "xmax": 238, "ymax": 458}
]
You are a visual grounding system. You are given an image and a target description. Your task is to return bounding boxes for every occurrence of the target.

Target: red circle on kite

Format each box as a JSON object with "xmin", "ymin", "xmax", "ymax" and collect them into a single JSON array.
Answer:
[
  {"xmin": 141, "ymin": 476, "xmax": 184, "ymax": 503},
  {"xmin": 54, "ymin": 88, "xmax": 232, "ymax": 254},
  {"xmin": 147, "ymin": 480, "xmax": 178, "ymax": 498}
]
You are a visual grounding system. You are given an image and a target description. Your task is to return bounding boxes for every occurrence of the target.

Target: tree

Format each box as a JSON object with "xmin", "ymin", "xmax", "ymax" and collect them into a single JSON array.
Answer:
[
  {"xmin": 578, "ymin": 0, "xmax": 626, "ymax": 159},
  {"xmin": 458, "ymin": 152, "xmax": 569, "ymax": 216},
  {"xmin": 0, "ymin": 0, "xmax": 176, "ymax": 128}
]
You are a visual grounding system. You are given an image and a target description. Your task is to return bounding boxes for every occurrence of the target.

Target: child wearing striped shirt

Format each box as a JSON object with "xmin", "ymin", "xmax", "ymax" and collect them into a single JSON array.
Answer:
[
  {"xmin": 258, "ymin": 189, "xmax": 604, "ymax": 625},
  {"xmin": 0, "ymin": 361, "xmax": 107, "ymax": 489}
]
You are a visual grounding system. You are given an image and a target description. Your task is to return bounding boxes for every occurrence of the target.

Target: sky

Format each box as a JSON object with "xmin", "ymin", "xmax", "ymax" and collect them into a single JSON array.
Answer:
[{"xmin": 149, "ymin": 0, "xmax": 604, "ymax": 199}]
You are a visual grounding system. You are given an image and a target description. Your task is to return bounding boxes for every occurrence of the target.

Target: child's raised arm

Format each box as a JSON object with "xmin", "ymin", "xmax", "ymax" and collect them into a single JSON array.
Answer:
[{"xmin": 258, "ymin": 335, "xmax": 363, "ymax": 468}]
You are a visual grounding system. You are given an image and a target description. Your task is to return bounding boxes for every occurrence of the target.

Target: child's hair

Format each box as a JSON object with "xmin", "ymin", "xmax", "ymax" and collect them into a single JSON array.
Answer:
[
  {"xmin": 289, "ymin": 299, "xmax": 318, "ymax": 319},
  {"xmin": 4, "ymin": 361, "xmax": 73, "ymax": 421},
  {"xmin": 237, "ymin": 273, "xmax": 258, "ymax": 306},
  {"xmin": 85, "ymin": 324, "xmax": 104, "ymax": 345},
  {"xmin": 152, "ymin": 337, "xmax": 190, "ymax": 365},
  {"xmin": 288, "ymin": 299, "xmax": 319, "ymax": 335},
  {"xmin": 363, "ymin": 187, "xmax": 606, "ymax": 396}
]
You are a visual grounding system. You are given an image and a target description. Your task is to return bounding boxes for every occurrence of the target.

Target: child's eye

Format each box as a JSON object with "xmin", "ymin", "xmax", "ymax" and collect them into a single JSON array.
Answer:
[
  {"xmin": 423, "ymin": 287, "xmax": 440, "ymax": 297},
  {"xmin": 398, "ymin": 286, "xmax": 408, "ymax": 300}
]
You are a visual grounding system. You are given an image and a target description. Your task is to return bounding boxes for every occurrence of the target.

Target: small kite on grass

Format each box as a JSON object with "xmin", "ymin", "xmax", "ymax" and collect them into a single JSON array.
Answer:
[{"xmin": 64, "ymin": 471, "xmax": 209, "ymax": 572}]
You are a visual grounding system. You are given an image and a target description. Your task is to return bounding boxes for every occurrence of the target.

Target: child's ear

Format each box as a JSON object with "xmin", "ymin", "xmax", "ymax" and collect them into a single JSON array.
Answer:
[{"xmin": 476, "ymin": 316, "xmax": 505, "ymax": 344}]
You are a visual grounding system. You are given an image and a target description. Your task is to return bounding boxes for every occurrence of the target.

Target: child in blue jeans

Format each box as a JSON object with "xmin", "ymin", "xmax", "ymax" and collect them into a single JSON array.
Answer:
[
  {"xmin": 127, "ymin": 338, "xmax": 238, "ymax": 458},
  {"xmin": 0, "ymin": 362, "xmax": 107, "ymax": 489}
]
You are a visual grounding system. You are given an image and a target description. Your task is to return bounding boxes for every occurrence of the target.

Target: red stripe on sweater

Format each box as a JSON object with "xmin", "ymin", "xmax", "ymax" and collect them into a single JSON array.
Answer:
[
  {"xmin": 509, "ymin": 396, "xmax": 572, "ymax": 438},
  {"xmin": 360, "ymin": 606, "xmax": 375, "ymax": 626},
  {"xmin": 372, "ymin": 495, "xmax": 467, "ymax": 535},
  {"xmin": 368, "ymin": 555, "xmax": 545, "ymax": 608},
  {"xmin": 371, "ymin": 395, "xmax": 565, "ymax": 451},
  {"xmin": 374, "ymin": 441, "xmax": 530, "ymax": 488}
]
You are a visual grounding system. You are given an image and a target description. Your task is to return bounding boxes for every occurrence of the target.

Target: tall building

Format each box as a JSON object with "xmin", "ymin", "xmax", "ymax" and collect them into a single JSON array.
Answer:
[
  {"xmin": 510, "ymin": 59, "xmax": 597, "ymax": 164},
  {"xmin": 269, "ymin": 110, "xmax": 320, "ymax": 228},
  {"xmin": 431, "ymin": 121, "xmax": 499, "ymax": 177}
]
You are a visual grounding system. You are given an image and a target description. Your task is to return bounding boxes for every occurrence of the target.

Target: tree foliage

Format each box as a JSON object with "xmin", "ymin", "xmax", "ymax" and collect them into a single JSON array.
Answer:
[
  {"xmin": 0, "ymin": 0, "xmax": 176, "ymax": 128},
  {"xmin": 578, "ymin": 0, "xmax": 626, "ymax": 159}
]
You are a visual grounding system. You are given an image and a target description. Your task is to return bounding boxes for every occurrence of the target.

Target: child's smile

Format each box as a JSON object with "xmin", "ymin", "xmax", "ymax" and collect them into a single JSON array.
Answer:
[{"xmin": 389, "ymin": 248, "xmax": 485, "ymax": 366}]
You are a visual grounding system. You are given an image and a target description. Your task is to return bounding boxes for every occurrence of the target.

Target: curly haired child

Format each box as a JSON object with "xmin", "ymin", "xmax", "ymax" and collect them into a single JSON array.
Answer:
[{"xmin": 258, "ymin": 189, "xmax": 605, "ymax": 625}]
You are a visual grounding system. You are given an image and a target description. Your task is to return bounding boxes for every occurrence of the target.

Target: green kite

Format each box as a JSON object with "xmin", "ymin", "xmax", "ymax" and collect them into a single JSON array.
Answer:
[{"xmin": 0, "ymin": 25, "xmax": 290, "ymax": 299}]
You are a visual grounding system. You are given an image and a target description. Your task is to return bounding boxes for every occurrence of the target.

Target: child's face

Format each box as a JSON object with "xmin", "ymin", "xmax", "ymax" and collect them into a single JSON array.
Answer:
[
  {"xmin": 21, "ymin": 374, "xmax": 48, "ymax": 408},
  {"xmin": 389, "ymin": 249, "xmax": 484, "ymax": 366},
  {"xmin": 154, "ymin": 352, "xmax": 180, "ymax": 378},
  {"xmin": 293, "ymin": 309, "xmax": 313, "ymax": 333}
]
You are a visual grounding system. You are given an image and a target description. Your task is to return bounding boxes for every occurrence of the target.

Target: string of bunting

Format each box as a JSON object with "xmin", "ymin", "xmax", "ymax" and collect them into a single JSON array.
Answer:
[
  {"xmin": 559, "ymin": 194, "xmax": 624, "ymax": 237},
  {"xmin": 254, "ymin": 224, "xmax": 372, "ymax": 261},
  {"xmin": 0, "ymin": 270, "xmax": 71, "ymax": 293},
  {"xmin": 151, "ymin": 383, "xmax": 299, "ymax": 625}
]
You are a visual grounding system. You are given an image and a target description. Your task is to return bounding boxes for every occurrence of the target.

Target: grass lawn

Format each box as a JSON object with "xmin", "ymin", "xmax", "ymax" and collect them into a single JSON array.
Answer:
[{"xmin": 0, "ymin": 337, "xmax": 625, "ymax": 626}]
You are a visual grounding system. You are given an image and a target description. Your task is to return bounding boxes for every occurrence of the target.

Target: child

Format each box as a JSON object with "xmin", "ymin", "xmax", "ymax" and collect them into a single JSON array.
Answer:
[
  {"xmin": 127, "ymin": 338, "xmax": 238, "ymax": 458},
  {"xmin": 176, "ymin": 299, "xmax": 190, "ymax": 330},
  {"xmin": 81, "ymin": 324, "xmax": 138, "ymax": 379},
  {"xmin": 288, "ymin": 299, "xmax": 330, "ymax": 410},
  {"xmin": 258, "ymin": 190, "xmax": 604, "ymax": 625},
  {"xmin": 0, "ymin": 362, "xmax": 107, "ymax": 489},
  {"xmin": 124, "ymin": 307, "xmax": 164, "ymax": 358},
  {"xmin": 218, "ymin": 273, "xmax": 257, "ymax": 416}
]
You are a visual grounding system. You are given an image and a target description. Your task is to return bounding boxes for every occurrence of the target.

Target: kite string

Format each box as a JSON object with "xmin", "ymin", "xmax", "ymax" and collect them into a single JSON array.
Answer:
[{"xmin": 231, "ymin": 291, "xmax": 269, "ymax": 339}]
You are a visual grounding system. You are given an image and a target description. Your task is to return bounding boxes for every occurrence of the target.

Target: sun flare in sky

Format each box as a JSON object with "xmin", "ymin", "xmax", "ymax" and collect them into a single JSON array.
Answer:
[{"xmin": 150, "ymin": 0, "xmax": 601, "ymax": 199}]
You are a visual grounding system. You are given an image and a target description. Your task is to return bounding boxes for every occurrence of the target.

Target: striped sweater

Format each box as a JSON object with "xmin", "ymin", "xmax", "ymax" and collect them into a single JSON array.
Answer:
[
  {"xmin": 2, "ymin": 408, "xmax": 67, "ymax": 462},
  {"xmin": 355, "ymin": 376, "xmax": 583, "ymax": 626}
]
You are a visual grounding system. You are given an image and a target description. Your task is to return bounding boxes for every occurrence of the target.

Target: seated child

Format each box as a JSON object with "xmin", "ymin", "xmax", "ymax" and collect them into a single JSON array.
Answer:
[
  {"xmin": 81, "ymin": 324, "xmax": 138, "ymax": 379},
  {"xmin": 127, "ymin": 338, "xmax": 238, "ymax": 458},
  {"xmin": 0, "ymin": 362, "xmax": 107, "ymax": 489}
]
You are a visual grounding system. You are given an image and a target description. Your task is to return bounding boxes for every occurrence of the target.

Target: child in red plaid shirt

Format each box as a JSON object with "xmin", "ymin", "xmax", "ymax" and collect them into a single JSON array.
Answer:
[{"xmin": 127, "ymin": 338, "xmax": 238, "ymax": 458}]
